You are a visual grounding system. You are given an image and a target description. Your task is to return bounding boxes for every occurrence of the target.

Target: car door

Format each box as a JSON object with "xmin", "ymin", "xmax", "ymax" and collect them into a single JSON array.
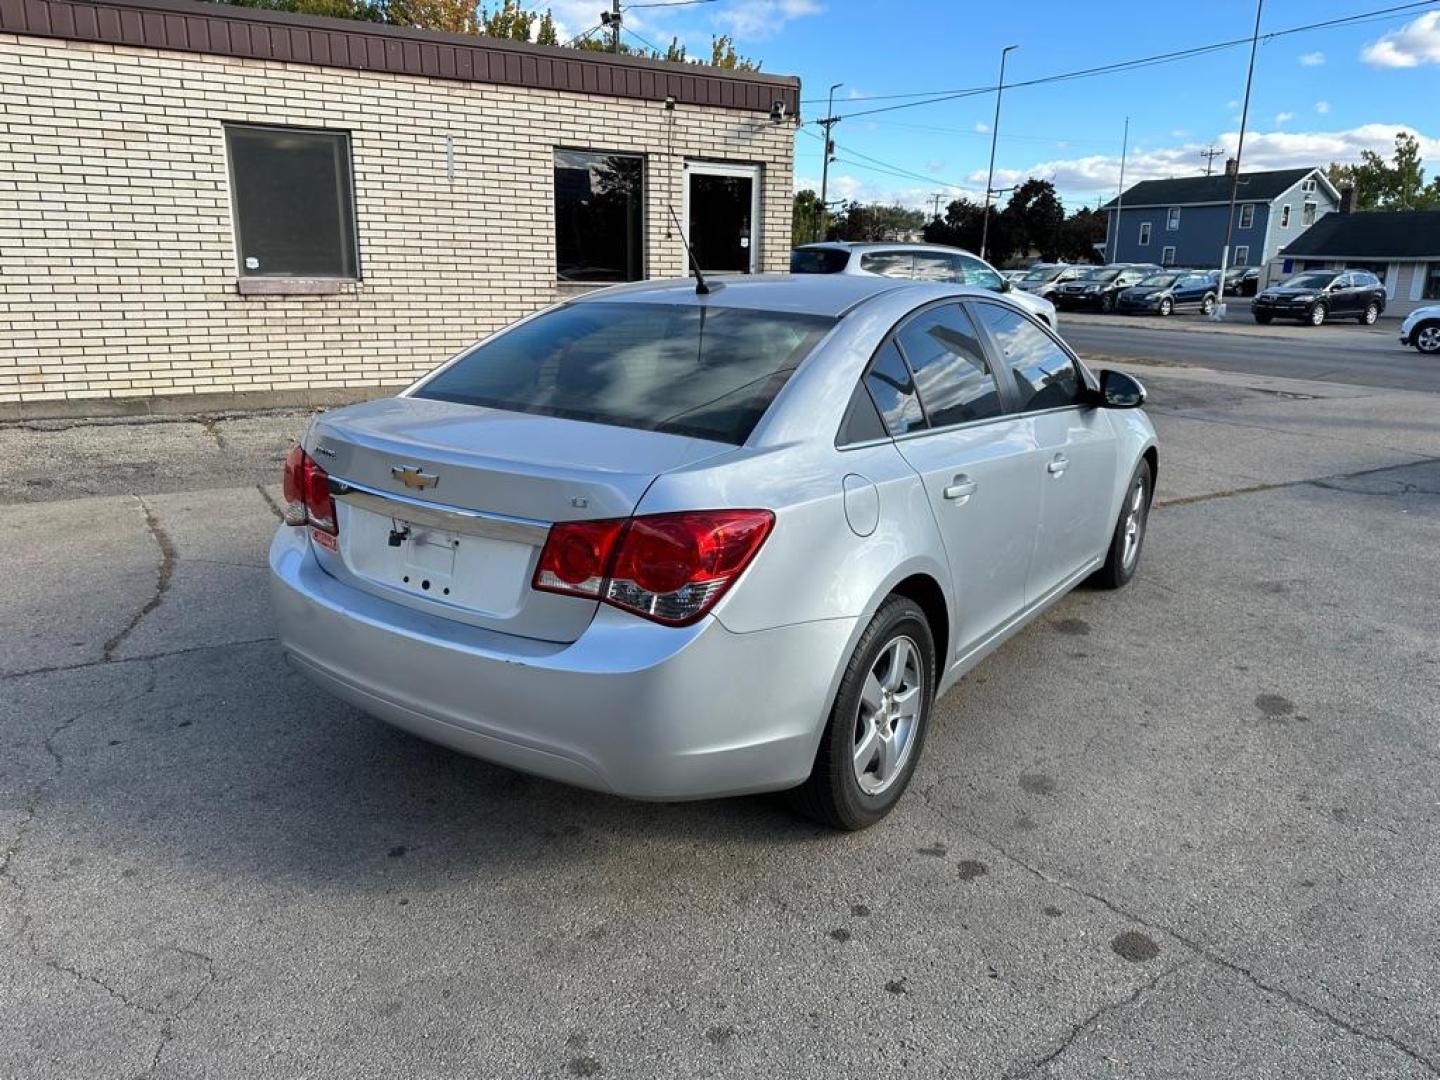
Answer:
[
  {"xmin": 870, "ymin": 303, "xmax": 1040, "ymax": 658},
  {"xmin": 969, "ymin": 300, "xmax": 1119, "ymax": 604},
  {"xmin": 1329, "ymin": 273, "xmax": 1361, "ymax": 315}
]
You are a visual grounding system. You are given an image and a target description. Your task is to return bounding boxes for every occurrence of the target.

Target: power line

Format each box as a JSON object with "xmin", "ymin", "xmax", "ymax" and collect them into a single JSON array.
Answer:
[
  {"xmin": 622, "ymin": 25, "xmax": 666, "ymax": 54},
  {"xmin": 1199, "ymin": 145, "xmax": 1224, "ymax": 175},
  {"xmin": 799, "ymin": 1, "xmax": 1440, "ymax": 121},
  {"xmin": 798, "ymin": 127, "xmax": 973, "ymax": 192}
]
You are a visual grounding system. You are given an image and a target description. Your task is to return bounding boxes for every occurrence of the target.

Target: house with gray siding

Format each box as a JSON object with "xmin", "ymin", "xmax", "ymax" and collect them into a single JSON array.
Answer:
[
  {"xmin": 1102, "ymin": 166, "xmax": 1340, "ymax": 269},
  {"xmin": 1273, "ymin": 208, "xmax": 1440, "ymax": 319}
]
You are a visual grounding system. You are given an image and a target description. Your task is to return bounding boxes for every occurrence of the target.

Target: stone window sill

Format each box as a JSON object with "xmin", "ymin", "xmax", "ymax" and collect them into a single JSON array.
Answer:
[{"xmin": 236, "ymin": 278, "xmax": 358, "ymax": 297}]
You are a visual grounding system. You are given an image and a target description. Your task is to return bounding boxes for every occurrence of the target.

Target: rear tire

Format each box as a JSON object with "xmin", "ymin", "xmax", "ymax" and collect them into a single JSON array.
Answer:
[
  {"xmin": 1091, "ymin": 458, "xmax": 1152, "ymax": 590},
  {"xmin": 1358, "ymin": 302, "xmax": 1380, "ymax": 325},
  {"xmin": 790, "ymin": 596, "xmax": 935, "ymax": 831}
]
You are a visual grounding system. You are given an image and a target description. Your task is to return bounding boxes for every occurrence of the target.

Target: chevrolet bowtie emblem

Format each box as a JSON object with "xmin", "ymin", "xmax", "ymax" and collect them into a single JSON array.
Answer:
[{"xmin": 391, "ymin": 465, "xmax": 439, "ymax": 491}]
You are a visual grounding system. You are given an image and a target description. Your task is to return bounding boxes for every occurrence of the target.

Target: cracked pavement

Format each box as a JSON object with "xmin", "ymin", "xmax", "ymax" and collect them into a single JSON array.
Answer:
[{"xmin": 1, "ymin": 362, "xmax": 1437, "ymax": 1078}]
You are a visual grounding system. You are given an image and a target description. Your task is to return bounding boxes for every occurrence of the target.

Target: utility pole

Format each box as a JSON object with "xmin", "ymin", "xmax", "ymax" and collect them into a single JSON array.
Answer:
[
  {"xmin": 1110, "ymin": 116, "xmax": 1129, "ymax": 263},
  {"xmin": 930, "ymin": 192, "xmax": 945, "ymax": 222},
  {"xmin": 1199, "ymin": 145, "xmax": 1223, "ymax": 176},
  {"xmin": 817, "ymin": 82, "xmax": 842, "ymax": 242},
  {"xmin": 1212, "ymin": 0, "xmax": 1263, "ymax": 320},
  {"xmin": 979, "ymin": 44, "xmax": 1016, "ymax": 262},
  {"xmin": 600, "ymin": 0, "xmax": 622, "ymax": 53}
]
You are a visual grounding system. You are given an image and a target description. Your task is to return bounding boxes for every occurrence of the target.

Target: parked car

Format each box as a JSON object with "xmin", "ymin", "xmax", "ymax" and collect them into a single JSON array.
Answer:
[
  {"xmin": 1251, "ymin": 270, "xmax": 1386, "ymax": 326},
  {"xmin": 1054, "ymin": 264, "xmax": 1161, "ymax": 313},
  {"xmin": 1399, "ymin": 305, "xmax": 1440, "ymax": 354},
  {"xmin": 1000, "ymin": 269, "xmax": 1028, "ymax": 284},
  {"xmin": 270, "ymin": 275, "xmax": 1158, "ymax": 830},
  {"xmin": 1116, "ymin": 271, "xmax": 1219, "ymax": 316},
  {"xmin": 790, "ymin": 242, "xmax": 1058, "ymax": 328},
  {"xmin": 1015, "ymin": 263, "xmax": 1089, "ymax": 300},
  {"xmin": 1223, "ymin": 266, "xmax": 1260, "ymax": 296}
]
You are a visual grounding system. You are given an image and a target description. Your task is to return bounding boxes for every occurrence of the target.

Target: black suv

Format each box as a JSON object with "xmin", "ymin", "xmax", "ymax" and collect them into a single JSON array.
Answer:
[
  {"xmin": 1251, "ymin": 270, "xmax": 1387, "ymax": 326},
  {"xmin": 1053, "ymin": 264, "xmax": 1160, "ymax": 313}
]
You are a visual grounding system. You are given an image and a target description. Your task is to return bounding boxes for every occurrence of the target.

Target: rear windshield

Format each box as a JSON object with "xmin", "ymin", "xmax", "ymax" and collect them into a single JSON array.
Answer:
[
  {"xmin": 415, "ymin": 302, "xmax": 836, "ymax": 445},
  {"xmin": 790, "ymin": 248, "xmax": 851, "ymax": 274}
]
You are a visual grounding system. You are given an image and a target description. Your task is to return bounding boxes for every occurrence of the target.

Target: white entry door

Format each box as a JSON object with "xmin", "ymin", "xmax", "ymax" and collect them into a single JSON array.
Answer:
[{"xmin": 683, "ymin": 161, "xmax": 761, "ymax": 275}]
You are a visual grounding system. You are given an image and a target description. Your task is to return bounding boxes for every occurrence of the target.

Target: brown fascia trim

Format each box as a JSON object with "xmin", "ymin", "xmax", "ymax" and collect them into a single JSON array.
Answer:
[{"xmin": 0, "ymin": 0, "xmax": 801, "ymax": 114}]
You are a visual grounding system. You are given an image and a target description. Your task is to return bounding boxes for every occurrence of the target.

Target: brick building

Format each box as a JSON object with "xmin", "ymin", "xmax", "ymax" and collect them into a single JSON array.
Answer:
[{"xmin": 0, "ymin": 0, "xmax": 800, "ymax": 415}]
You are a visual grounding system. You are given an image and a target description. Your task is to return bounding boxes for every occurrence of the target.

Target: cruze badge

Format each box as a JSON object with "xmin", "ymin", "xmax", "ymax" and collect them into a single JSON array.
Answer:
[{"xmin": 391, "ymin": 465, "xmax": 439, "ymax": 491}]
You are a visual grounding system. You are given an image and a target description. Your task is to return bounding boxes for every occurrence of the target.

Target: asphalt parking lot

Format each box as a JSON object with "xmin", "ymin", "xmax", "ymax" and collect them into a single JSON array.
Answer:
[{"xmin": 3, "ymin": 357, "xmax": 1439, "ymax": 1077}]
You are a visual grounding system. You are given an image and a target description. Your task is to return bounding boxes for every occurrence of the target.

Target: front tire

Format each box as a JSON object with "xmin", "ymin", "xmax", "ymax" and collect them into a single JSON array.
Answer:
[
  {"xmin": 1307, "ymin": 303, "xmax": 1327, "ymax": 327},
  {"xmin": 1254, "ymin": 313, "xmax": 1273, "ymax": 325},
  {"xmin": 791, "ymin": 596, "xmax": 935, "ymax": 831},
  {"xmin": 1413, "ymin": 321, "xmax": 1440, "ymax": 354},
  {"xmin": 1091, "ymin": 458, "xmax": 1152, "ymax": 590},
  {"xmin": 1100, "ymin": 293, "xmax": 1115, "ymax": 313},
  {"xmin": 1359, "ymin": 302, "xmax": 1380, "ymax": 325},
  {"xmin": 1158, "ymin": 297, "xmax": 1174, "ymax": 316},
  {"xmin": 1200, "ymin": 295, "xmax": 1216, "ymax": 316}
]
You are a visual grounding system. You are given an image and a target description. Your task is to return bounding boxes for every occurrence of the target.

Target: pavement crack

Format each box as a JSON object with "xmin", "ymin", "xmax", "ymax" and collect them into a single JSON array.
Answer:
[
  {"xmin": 2, "ymin": 636, "xmax": 278, "ymax": 682},
  {"xmin": 1001, "ymin": 960, "xmax": 1194, "ymax": 1079},
  {"xmin": 255, "ymin": 483, "xmax": 285, "ymax": 522},
  {"xmin": 101, "ymin": 497, "xmax": 176, "ymax": 662},
  {"xmin": 1155, "ymin": 455, "xmax": 1440, "ymax": 509},
  {"xmin": 198, "ymin": 416, "xmax": 228, "ymax": 452}
]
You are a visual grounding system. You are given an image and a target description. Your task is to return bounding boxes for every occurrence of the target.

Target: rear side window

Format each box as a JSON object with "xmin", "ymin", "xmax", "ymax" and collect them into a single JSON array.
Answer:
[
  {"xmin": 913, "ymin": 253, "xmax": 959, "ymax": 282},
  {"xmin": 860, "ymin": 252, "xmax": 915, "ymax": 278},
  {"xmin": 972, "ymin": 303, "xmax": 1084, "ymax": 412},
  {"xmin": 863, "ymin": 342, "xmax": 926, "ymax": 435},
  {"xmin": 416, "ymin": 302, "xmax": 835, "ymax": 445},
  {"xmin": 955, "ymin": 254, "xmax": 1005, "ymax": 292},
  {"xmin": 790, "ymin": 248, "xmax": 850, "ymax": 274},
  {"xmin": 895, "ymin": 304, "xmax": 1002, "ymax": 427}
]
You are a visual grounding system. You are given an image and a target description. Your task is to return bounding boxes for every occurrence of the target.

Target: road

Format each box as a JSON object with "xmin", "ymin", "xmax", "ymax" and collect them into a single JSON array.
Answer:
[
  {"xmin": 3, "ymin": 368, "xmax": 1440, "ymax": 1078},
  {"xmin": 1060, "ymin": 312, "xmax": 1438, "ymax": 393}
]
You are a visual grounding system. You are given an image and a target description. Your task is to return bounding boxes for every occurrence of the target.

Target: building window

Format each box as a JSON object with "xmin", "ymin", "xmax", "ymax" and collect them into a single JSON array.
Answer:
[
  {"xmin": 554, "ymin": 150, "xmax": 644, "ymax": 283},
  {"xmin": 1279, "ymin": 204, "xmax": 1292, "ymax": 228},
  {"xmin": 1302, "ymin": 201, "xmax": 1317, "ymax": 226},
  {"xmin": 1301, "ymin": 177, "xmax": 1316, "ymax": 193},
  {"xmin": 1166, "ymin": 207, "xmax": 1181, "ymax": 231},
  {"xmin": 225, "ymin": 124, "xmax": 358, "ymax": 278},
  {"xmin": 1161, "ymin": 246, "xmax": 1176, "ymax": 266},
  {"xmin": 1425, "ymin": 263, "xmax": 1440, "ymax": 300},
  {"xmin": 1238, "ymin": 203, "xmax": 1254, "ymax": 229},
  {"xmin": 1233, "ymin": 246, "xmax": 1249, "ymax": 266},
  {"xmin": 1138, "ymin": 221, "xmax": 1151, "ymax": 246}
]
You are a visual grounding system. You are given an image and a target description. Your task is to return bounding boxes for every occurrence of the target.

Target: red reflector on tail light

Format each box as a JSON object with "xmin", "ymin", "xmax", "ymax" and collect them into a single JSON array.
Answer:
[
  {"xmin": 281, "ymin": 446, "xmax": 308, "ymax": 526},
  {"xmin": 279, "ymin": 446, "xmax": 338, "ymax": 536},
  {"xmin": 532, "ymin": 510, "xmax": 774, "ymax": 626}
]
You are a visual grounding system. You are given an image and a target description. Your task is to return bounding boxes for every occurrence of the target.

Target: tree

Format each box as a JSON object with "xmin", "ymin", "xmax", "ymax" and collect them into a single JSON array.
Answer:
[
  {"xmin": 828, "ymin": 202, "xmax": 925, "ymax": 242},
  {"xmin": 709, "ymin": 35, "xmax": 760, "ymax": 72},
  {"xmin": 999, "ymin": 178, "xmax": 1065, "ymax": 262},
  {"xmin": 481, "ymin": 0, "xmax": 533, "ymax": 39},
  {"xmin": 534, "ymin": 10, "xmax": 557, "ymax": 44},
  {"xmin": 1055, "ymin": 207, "xmax": 1106, "ymax": 263},
  {"xmin": 217, "ymin": 0, "xmax": 383, "ymax": 22},
  {"xmin": 1327, "ymin": 132, "xmax": 1440, "ymax": 211},
  {"xmin": 792, "ymin": 189, "xmax": 823, "ymax": 246}
]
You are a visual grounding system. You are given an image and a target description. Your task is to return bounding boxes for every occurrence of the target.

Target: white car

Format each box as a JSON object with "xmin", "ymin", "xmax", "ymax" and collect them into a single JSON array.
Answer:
[
  {"xmin": 1399, "ymin": 305, "xmax": 1440, "ymax": 354},
  {"xmin": 791, "ymin": 242, "xmax": 1059, "ymax": 329}
]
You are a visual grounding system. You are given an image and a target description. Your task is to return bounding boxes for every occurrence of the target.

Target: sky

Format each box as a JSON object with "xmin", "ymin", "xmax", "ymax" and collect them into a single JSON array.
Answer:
[{"xmin": 534, "ymin": 0, "xmax": 1440, "ymax": 212}]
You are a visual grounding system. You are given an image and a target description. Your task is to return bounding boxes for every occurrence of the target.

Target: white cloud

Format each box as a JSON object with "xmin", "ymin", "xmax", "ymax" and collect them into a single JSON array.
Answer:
[
  {"xmin": 924, "ymin": 160, "xmax": 948, "ymax": 173},
  {"xmin": 1226, "ymin": 99, "xmax": 1239, "ymax": 110},
  {"xmin": 714, "ymin": 0, "xmax": 823, "ymax": 39},
  {"xmin": 1275, "ymin": 112, "xmax": 1294, "ymax": 125},
  {"xmin": 1362, "ymin": 11, "xmax": 1440, "ymax": 67},
  {"xmin": 973, "ymin": 121, "xmax": 990, "ymax": 134},
  {"xmin": 1315, "ymin": 100, "xmax": 1331, "ymax": 115},
  {"xmin": 1299, "ymin": 51, "xmax": 1326, "ymax": 66},
  {"xmin": 977, "ymin": 123, "xmax": 1440, "ymax": 198},
  {"xmin": 1171, "ymin": 128, "xmax": 1192, "ymax": 139}
]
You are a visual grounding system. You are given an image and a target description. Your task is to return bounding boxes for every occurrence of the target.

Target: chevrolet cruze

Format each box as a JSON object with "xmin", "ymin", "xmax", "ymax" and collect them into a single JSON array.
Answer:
[{"xmin": 270, "ymin": 275, "xmax": 1157, "ymax": 829}]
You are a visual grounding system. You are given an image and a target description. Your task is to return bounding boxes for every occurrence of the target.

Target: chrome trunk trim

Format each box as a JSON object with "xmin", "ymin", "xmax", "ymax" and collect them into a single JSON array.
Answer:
[{"xmin": 328, "ymin": 476, "xmax": 551, "ymax": 546}]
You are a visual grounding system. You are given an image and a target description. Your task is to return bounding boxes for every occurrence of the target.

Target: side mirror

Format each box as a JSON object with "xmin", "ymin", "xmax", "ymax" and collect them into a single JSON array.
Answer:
[
  {"xmin": 999, "ymin": 278, "xmax": 1014, "ymax": 293},
  {"xmin": 1098, "ymin": 369, "xmax": 1146, "ymax": 409}
]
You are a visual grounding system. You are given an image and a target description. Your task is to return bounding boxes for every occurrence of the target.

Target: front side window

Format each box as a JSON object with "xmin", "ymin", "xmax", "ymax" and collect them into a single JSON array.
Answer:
[
  {"xmin": 860, "ymin": 252, "xmax": 915, "ymax": 278},
  {"xmin": 1282, "ymin": 271, "xmax": 1337, "ymax": 290},
  {"xmin": 1238, "ymin": 203, "xmax": 1255, "ymax": 229},
  {"xmin": 416, "ymin": 302, "xmax": 833, "ymax": 445},
  {"xmin": 1138, "ymin": 222, "xmax": 1152, "ymax": 246},
  {"xmin": 1166, "ymin": 207, "xmax": 1181, "ymax": 230},
  {"xmin": 863, "ymin": 341, "xmax": 926, "ymax": 435},
  {"xmin": 554, "ymin": 150, "xmax": 644, "ymax": 283},
  {"xmin": 894, "ymin": 304, "xmax": 1002, "ymax": 427},
  {"xmin": 974, "ymin": 303, "xmax": 1082, "ymax": 412},
  {"xmin": 956, "ymin": 254, "xmax": 1006, "ymax": 291},
  {"xmin": 226, "ymin": 124, "xmax": 357, "ymax": 278}
]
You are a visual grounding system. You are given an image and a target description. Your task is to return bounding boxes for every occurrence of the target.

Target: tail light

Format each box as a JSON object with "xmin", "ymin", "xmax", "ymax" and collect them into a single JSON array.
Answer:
[
  {"xmin": 281, "ymin": 446, "xmax": 338, "ymax": 540},
  {"xmin": 533, "ymin": 509, "xmax": 774, "ymax": 626}
]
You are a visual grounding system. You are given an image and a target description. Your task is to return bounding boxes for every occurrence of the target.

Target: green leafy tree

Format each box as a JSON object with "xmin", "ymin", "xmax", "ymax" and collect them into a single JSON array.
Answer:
[
  {"xmin": 923, "ymin": 198, "xmax": 993, "ymax": 257},
  {"xmin": 534, "ymin": 10, "xmax": 557, "ymax": 44},
  {"xmin": 709, "ymin": 34, "xmax": 760, "ymax": 71},
  {"xmin": 792, "ymin": 189, "xmax": 823, "ymax": 246},
  {"xmin": 217, "ymin": 0, "xmax": 384, "ymax": 22},
  {"xmin": 828, "ymin": 202, "xmax": 925, "ymax": 242},
  {"xmin": 481, "ymin": 0, "xmax": 534, "ymax": 39},
  {"xmin": 999, "ymin": 178, "xmax": 1066, "ymax": 262},
  {"xmin": 1327, "ymin": 132, "xmax": 1440, "ymax": 211},
  {"xmin": 1055, "ymin": 206, "xmax": 1107, "ymax": 263}
]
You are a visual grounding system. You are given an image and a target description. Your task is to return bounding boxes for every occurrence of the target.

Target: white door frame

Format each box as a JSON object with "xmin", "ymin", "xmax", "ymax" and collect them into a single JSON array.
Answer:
[{"xmin": 682, "ymin": 160, "xmax": 762, "ymax": 274}]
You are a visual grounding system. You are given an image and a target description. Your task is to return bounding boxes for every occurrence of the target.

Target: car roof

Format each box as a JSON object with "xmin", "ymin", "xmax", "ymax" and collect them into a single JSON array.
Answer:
[
  {"xmin": 565, "ymin": 274, "xmax": 932, "ymax": 318},
  {"xmin": 795, "ymin": 241, "xmax": 979, "ymax": 257}
]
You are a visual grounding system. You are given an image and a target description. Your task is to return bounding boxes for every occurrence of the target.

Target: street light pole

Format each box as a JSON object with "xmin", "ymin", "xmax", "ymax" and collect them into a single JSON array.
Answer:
[
  {"xmin": 817, "ymin": 82, "xmax": 841, "ymax": 242},
  {"xmin": 1213, "ymin": 0, "xmax": 1264, "ymax": 320},
  {"xmin": 1110, "ymin": 116, "xmax": 1129, "ymax": 263},
  {"xmin": 979, "ymin": 44, "xmax": 1016, "ymax": 263}
]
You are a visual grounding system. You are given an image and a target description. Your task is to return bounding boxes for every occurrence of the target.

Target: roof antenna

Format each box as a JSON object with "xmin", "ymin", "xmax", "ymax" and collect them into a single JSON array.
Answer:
[{"xmin": 667, "ymin": 203, "xmax": 713, "ymax": 295}]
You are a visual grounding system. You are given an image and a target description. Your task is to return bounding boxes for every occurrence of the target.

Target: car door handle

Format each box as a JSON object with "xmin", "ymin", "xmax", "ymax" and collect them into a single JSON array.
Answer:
[
  {"xmin": 942, "ymin": 476, "xmax": 978, "ymax": 503},
  {"xmin": 1047, "ymin": 455, "xmax": 1070, "ymax": 476}
]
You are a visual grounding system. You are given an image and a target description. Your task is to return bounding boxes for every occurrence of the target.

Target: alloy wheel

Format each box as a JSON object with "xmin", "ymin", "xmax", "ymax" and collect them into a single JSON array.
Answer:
[
  {"xmin": 1417, "ymin": 326, "xmax": 1440, "ymax": 354},
  {"xmin": 1363, "ymin": 303, "xmax": 1380, "ymax": 325},
  {"xmin": 1309, "ymin": 304, "xmax": 1326, "ymax": 327},
  {"xmin": 1201, "ymin": 296, "xmax": 1215, "ymax": 315},
  {"xmin": 1121, "ymin": 472, "xmax": 1148, "ymax": 571},
  {"xmin": 853, "ymin": 635, "xmax": 923, "ymax": 796},
  {"xmin": 1159, "ymin": 298, "xmax": 1173, "ymax": 316}
]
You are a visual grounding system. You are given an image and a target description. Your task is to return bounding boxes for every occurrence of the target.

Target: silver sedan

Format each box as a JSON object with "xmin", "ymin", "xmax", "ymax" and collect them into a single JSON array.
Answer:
[{"xmin": 270, "ymin": 275, "xmax": 1157, "ymax": 829}]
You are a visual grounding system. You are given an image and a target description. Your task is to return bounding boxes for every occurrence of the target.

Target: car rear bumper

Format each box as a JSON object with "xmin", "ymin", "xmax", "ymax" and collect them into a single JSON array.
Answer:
[{"xmin": 269, "ymin": 528, "xmax": 854, "ymax": 800}]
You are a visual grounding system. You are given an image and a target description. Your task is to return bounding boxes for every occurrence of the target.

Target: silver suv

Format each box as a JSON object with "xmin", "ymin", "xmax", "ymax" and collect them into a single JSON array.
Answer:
[{"xmin": 791, "ymin": 242, "xmax": 1058, "ymax": 328}]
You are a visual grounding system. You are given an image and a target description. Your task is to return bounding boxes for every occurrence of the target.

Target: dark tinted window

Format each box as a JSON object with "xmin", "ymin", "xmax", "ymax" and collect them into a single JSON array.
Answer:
[
  {"xmin": 838, "ymin": 381, "xmax": 889, "ymax": 445},
  {"xmin": 226, "ymin": 124, "xmax": 357, "ymax": 278},
  {"xmin": 790, "ymin": 248, "xmax": 851, "ymax": 274},
  {"xmin": 416, "ymin": 302, "xmax": 833, "ymax": 444},
  {"xmin": 554, "ymin": 151, "xmax": 644, "ymax": 283},
  {"xmin": 956, "ymin": 254, "xmax": 1006, "ymax": 291},
  {"xmin": 895, "ymin": 305, "xmax": 1002, "ymax": 426},
  {"xmin": 973, "ymin": 303, "xmax": 1083, "ymax": 412},
  {"xmin": 863, "ymin": 342, "xmax": 925, "ymax": 435},
  {"xmin": 860, "ymin": 252, "xmax": 915, "ymax": 278}
]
